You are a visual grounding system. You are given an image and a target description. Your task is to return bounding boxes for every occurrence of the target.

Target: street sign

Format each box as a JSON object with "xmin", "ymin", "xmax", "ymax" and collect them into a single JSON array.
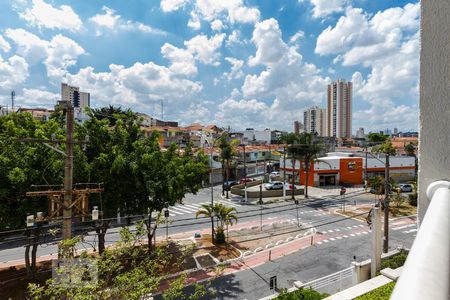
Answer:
[
  {"xmin": 164, "ymin": 210, "xmax": 169, "ymax": 218},
  {"xmin": 294, "ymin": 200, "xmax": 299, "ymax": 205},
  {"xmin": 270, "ymin": 276, "xmax": 277, "ymax": 290}
]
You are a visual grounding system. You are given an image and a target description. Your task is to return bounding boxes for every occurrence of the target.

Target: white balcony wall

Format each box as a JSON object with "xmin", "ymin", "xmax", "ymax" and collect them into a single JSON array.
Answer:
[{"xmin": 418, "ymin": 0, "xmax": 450, "ymax": 223}]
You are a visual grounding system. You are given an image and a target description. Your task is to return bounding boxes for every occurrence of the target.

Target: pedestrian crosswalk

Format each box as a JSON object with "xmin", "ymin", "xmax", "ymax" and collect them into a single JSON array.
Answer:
[{"xmin": 166, "ymin": 200, "xmax": 242, "ymax": 216}]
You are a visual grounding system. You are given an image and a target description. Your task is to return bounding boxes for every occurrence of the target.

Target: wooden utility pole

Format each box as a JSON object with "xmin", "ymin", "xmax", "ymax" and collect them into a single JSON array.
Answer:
[
  {"xmin": 383, "ymin": 153, "xmax": 390, "ymax": 253},
  {"xmin": 62, "ymin": 102, "xmax": 74, "ymax": 239}
]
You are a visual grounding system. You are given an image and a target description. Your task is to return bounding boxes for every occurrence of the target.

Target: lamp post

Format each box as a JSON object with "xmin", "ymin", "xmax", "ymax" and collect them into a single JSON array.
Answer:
[
  {"xmin": 205, "ymin": 140, "xmax": 216, "ymax": 242},
  {"xmin": 283, "ymin": 145, "xmax": 286, "ymax": 200},
  {"xmin": 242, "ymin": 144, "xmax": 247, "ymax": 203}
]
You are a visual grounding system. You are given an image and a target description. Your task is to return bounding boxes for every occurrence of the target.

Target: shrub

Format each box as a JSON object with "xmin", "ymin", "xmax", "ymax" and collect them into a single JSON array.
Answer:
[
  {"xmin": 215, "ymin": 227, "xmax": 226, "ymax": 244},
  {"xmin": 381, "ymin": 251, "xmax": 408, "ymax": 270},
  {"xmin": 275, "ymin": 287, "xmax": 329, "ymax": 300},
  {"xmin": 408, "ymin": 193, "xmax": 417, "ymax": 206},
  {"xmin": 354, "ymin": 281, "xmax": 396, "ymax": 299}
]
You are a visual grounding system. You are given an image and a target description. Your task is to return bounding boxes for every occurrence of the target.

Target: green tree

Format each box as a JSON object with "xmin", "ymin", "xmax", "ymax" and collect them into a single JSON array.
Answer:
[
  {"xmin": 28, "ymin": 225, "xmax": 209, "ymax": 300},
  {"xmin": 281, "ymin": 133, "xmax": 323, "ymax": 199},
  {"xmin": 404, "ymin": 142, "xmax": 416, "ymax": 156},
  {"xmin": 367, "ymin": 133, "xmax": 389, "ymax": 144},
  {"xmin": 195, "ymin": 203, "xmax": 237, "ymax": 243},
  {"xmin": 217, "ymin": 135, "xmax": 238, "ymax": 199}
]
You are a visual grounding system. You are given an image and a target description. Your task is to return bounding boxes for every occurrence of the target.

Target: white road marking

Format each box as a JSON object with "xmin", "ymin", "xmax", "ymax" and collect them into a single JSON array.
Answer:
[
  {"xmin": 343, "ymin": 235, "xmax": 348, "ymax": 238},
  {"xmin": 327, "ymin": 230, "xmax": 334, "ymax": 233},
  {"xmin": 350, "ymin": 234, "xmax": 356, "ymax": 237},
  {"xmin": 392, "ymin": 224, "xmax": 416, "ymax": 231},
  {"xmin": 329, "ymin": 238, "xmax": 336, "ymax": 241},
  {"xmin": 323, "ymin": 240, "xmax": 329, "ymax": 243},
  {"xmin": 336, "ymin": 236, "xmax": 342, "ymax": 240}
]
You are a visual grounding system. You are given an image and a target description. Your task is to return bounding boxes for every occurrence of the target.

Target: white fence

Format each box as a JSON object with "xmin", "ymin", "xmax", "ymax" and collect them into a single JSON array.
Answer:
[{"xmin": 304, "ymin": 267, "xmax": 354, "ymax": 294}]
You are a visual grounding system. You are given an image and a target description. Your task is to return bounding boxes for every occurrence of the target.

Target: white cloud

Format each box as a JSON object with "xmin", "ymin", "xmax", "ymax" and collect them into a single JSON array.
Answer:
[
  {"xmin": 224, "ymin": 57, "xmax": 244, "ymax": 81},
  {"xmin": 89, "ymin": 6, "xmax": 166, "ymax": 36},
  {"xmin": 238, "ymin": 18, "xmax": 330, "ymax": 129},
  {"xmin": 316, "ymin": 3, "xmax": 420, "ymax": 131},
  {"xmin": 16, "ymin": 88, "xmax": 59, "ymax": 106},
  {"xmin": 215, "ymin": 97, "xmax": 269, "ymax": 129},
  {"xmin": 45, "ymin": 34, "xmax": 85, "ymax": 82},
  {"xmin": 161, "ymin": 0, "xmax": 260, "ymax": 27},
  {"xmin": 5, "ymin": 28, "xmax": 49, "ymax": 64},
  {"xmin": 308, "ymin": 0, "xmax": 350, "ymax": 18},
  {"xmin": 19, "ymin": 0, "xmax": 82, "ymax": 31},
  {"xmin": 187, "ymin": 11, "xmax": 201, "ymax": 30},
  {"xmin": 226, "ymin": 30, "xmax": 243, "ymax": 47},
  {"xmin": 160, "ymin": 0, "xmax": 189, "ymax": 12},
  {"xmin": 185, "ymin": 33, "xmax": 225, "ymax": 66},
  {"xmin": 0, "ymin": 55, "xmax": 29, "ymax": 90},
  {"xmin": 5, "ymin": 28, "xmax": 85, "ymax": 83},
  {"xmin": 289, "ymin": 30, "xmax": 304, "ymax": 43},
  {"xmin": 161, "ymin": 43, "xmax": 197, "ymax": 76},
  {"xmin": 0, "ymin": 36, "xmax": 11, "ymax": 52},
  {"xmin": 211, "ymin": 19, "xmax": 224, "ymax": 31},
  {"xmin": 66, "ymin": 62, "xmax": 203, "ymax": 111}
]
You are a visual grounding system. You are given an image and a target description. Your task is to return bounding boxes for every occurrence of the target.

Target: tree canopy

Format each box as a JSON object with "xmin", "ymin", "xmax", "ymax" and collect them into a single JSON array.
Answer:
[{"xmin": 0, "ymin": 110, "xmax": 208, "ymax": 231}]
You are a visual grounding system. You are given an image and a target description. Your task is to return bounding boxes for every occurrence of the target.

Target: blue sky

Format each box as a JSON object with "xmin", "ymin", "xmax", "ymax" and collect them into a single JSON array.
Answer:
[{"xmin": 0, "ymin": 0, "xmax": 419, "ymax": 132}]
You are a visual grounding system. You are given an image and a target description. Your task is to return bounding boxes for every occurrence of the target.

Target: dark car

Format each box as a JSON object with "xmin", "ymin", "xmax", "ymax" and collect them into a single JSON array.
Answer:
[{"xmin": 223, "ymin": 180, "xmax": 239, "ymax": 191}]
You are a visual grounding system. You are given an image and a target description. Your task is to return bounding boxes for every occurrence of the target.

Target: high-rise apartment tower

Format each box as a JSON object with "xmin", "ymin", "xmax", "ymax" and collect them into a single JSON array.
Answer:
[
  {"xmin": 303, "ymin": 106, "xmax": 326, "ymax": 136},
  {"xmin": 326, "ymin": 79, "xmax": 352, "ymax": 138}
]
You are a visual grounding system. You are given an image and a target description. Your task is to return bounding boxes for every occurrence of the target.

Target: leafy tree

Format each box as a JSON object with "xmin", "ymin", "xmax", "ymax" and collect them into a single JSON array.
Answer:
[
  {"xmin": 281, "ymin": 133, "xmax": 323, "ymax": 199},
  {"xmin": 404, "ymin": 142, "xmax": 416, "ymax": 156},
  {"xmin": 28, "ymin": 225, "xmax": 210, "ymax": 299},
  {"xmin": 217, "ymin": 135, "xmax": 239, "ymax": 198},
  {"xmin": 369, "ymin": 176, "xmax": 385, "ymax": 194},
  {"xmin": 367, "ymin": 133, "xmax": 389, "ymax": 144}
]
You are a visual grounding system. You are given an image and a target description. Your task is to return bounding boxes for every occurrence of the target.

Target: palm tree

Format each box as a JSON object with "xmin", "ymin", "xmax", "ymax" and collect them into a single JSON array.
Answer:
[
  {"xmin": 195, "ymin": 203, "xmax": 216, "ymax": 242},
  {"xmin": 297, "ymin": 133, "xmax": 323, "ymax": 198},
  {"xmin": 218, "ymin": 135, "xmax": 239, "ymax": 198},
  {"xmin": 280, "ymin": 133, "xmax": 303, "ymax": 200},
  {"xmin": 195, "ymin": 203, "xmax": 238, "ymax": 243},
  {"xmin": 281, "ymin": 133, "xmax": 323, "ymax": 199}
]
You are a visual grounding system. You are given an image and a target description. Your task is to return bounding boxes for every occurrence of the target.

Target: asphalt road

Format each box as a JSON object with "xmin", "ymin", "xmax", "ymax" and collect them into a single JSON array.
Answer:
[
  {"xmin": 159, "ymin": 218, "xmax": 416, "ymax": 300},
  {"xmin": 0, "ymin": 186, "xmax": 372, "ymax": 262}
]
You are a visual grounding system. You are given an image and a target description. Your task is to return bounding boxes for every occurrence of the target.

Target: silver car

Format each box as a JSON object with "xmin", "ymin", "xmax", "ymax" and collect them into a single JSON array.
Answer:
[
  {"xmin": 264, "ymin": 181, "xmax": 284, "ymax": 190},
  {"xmin": 399, "ymin": 184, "xmax": 413, "ymax": 192}
]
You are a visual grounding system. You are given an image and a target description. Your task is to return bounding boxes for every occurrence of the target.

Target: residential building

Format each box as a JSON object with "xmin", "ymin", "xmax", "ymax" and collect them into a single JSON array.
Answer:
[
  {"xmin": 294, "ymin": 121, "xmax": 303, "ymax": 134},
  {"xmin": 303, "ymin": 106, "xmax": 326, "ymax": 136},
  {"xmin": 326, "ymin": 79, "xmax": 352, "ymax": 138},
  {"xmin": 236, "ymin": 128, "xmax": 272, "ymax": 145},
  {"xmin": 356, "ymin": 127, "xmax": 365, "ymax": 139},
  {"xmin": 61, "ymin": 83, "xmax": 90, "ymax": 123}
]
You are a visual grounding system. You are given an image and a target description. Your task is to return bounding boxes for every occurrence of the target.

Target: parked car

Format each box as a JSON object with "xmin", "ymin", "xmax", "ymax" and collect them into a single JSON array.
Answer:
[
  {"xmin": 399, "ymin": 184, "xmax": 413, "ymax": 193},
  {"xmin": 270, "ymin": 171, "xmax": 280, "ymax": 177},
  {"xmin": 223, "ymin": 180, "xmax": 238, "ymax": 191},
  {"xmin": 369, "ymin": 186, "xmax": 384, "ymax": 194},
  {"xmin": 240, "ymin": 177, "xmax": 255, "ymax": 184},
  {"xmin": 264, "ymin": 181, "xmax": 284, "ymax": 190}
]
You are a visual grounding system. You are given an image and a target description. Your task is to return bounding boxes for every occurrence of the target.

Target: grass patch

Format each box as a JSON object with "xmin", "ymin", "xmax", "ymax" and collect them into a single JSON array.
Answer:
[
  {"xmin": 275, "ymin": 287, "xmax": 329, "ymax": 300},
  {"xmin": 381, "ymin": 250, "xmax": 408, "ymax": 270},
  {"xmin": 354, "ymin": 281, "xmax": 396, "ymax": 300}
]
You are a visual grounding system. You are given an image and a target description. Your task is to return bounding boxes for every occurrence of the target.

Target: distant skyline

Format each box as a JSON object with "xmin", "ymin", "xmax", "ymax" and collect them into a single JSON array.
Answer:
[{"xmin": 0, "ymin": 0, "xmax": 419, "ymax": 132}]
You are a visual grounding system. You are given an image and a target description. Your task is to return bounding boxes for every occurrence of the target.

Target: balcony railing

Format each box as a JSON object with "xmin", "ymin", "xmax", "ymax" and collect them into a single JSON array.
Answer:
[{"xmin": 391, "ymin": 180, "xmax": 450, "ymax": 300}]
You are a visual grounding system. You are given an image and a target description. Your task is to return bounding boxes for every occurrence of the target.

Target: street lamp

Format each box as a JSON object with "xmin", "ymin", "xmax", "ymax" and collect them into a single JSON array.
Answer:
[{"xmin": 239, "ymin": 144, "xmax": 248, "ymax": 203}]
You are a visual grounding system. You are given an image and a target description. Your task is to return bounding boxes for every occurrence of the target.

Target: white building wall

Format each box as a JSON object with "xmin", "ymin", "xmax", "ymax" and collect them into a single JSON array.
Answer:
[
  {"xmin": 238, "ymin": 130, "xmax": 271, "ymax": 144},
  {"xmin": 366, "ymin": 156, "xmax": 415, "ymax": 169},
  {"xmin": 418, "ymin": 1, "xmax": 450, "ymax": 223}
]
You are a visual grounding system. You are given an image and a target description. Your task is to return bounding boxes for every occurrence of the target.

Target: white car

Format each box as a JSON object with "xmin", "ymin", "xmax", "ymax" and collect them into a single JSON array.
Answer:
[
  {"xmin": 399, "ymin": 184, "xmax": 413, "ymax": 192},
  {"xmin": 270, "ymin": 171, "xmax": 280, "ymax": 177},
  {"xmin": 264, "ymin": 181, "xmax": 284, "ymax": 190}
]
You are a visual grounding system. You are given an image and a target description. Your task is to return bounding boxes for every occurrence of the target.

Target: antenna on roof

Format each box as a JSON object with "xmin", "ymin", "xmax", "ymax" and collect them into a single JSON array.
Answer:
[{"xmin": 11, "ymin": 90, "xmax": 15, "ymax": 111}]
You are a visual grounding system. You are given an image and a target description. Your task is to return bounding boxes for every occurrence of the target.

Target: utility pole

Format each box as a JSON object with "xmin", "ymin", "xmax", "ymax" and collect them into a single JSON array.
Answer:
[
  {"xmin": 283, "ymin": 145, "xmax": 286, "ymax": 200},
  {"xmin": 11, "ymin": 90, "xmax": 15, "ymax": 112},
  {"xmin": 383, "ymin": 153, "xmax": 390, "ymax": 253},
  {"xmin": 371, "ymin": 205, "xmax": 382, "ymax": 277},
  {"xmin": 364, "ymin": 144, "xmax": 368, "ymax": 192},
  {"xmin": 243, "ymin": 144, "xmax": 247, "ymax": 202},
  {"xmin": 63, "ymin": 101, "xmax": 74, "ymax": 240},
  {"xmin": 209, "ymin": 141, "xmax": 215, "ymax": 242}
]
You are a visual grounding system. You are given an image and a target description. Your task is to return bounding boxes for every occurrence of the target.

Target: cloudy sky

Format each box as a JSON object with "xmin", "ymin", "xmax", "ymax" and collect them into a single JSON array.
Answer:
[{"xmin": 0, "ymin": 0, "xmax": 419, "ymax": 132}]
